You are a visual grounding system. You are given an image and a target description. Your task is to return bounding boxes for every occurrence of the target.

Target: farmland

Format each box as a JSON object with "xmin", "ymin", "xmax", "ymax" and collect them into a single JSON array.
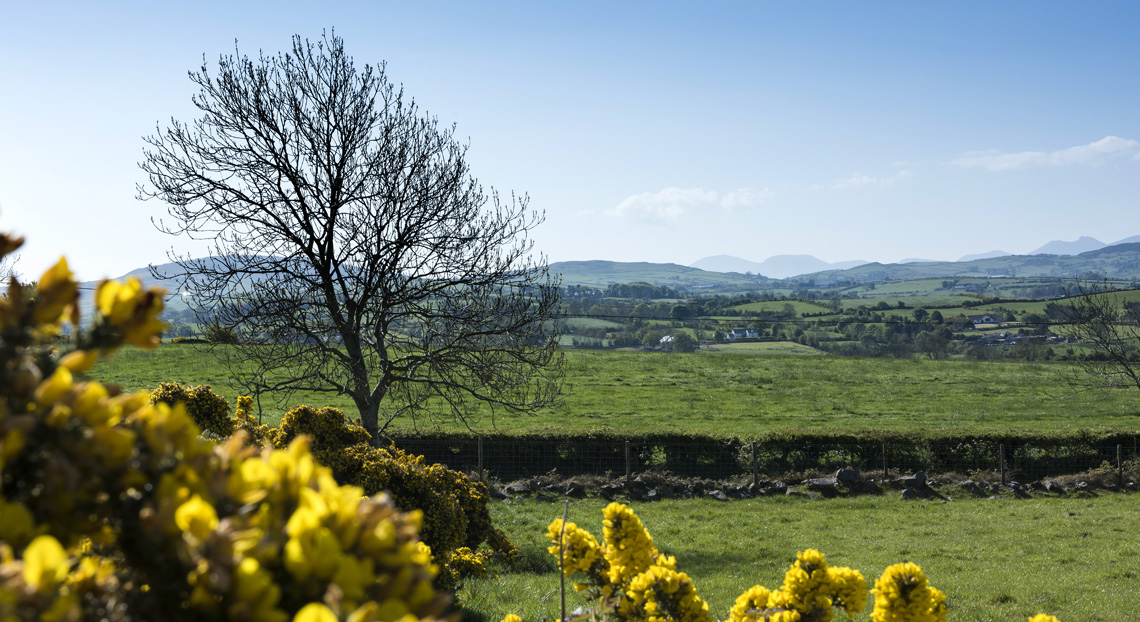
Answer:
[
  {"xmin": 84, "ymin": 338, "xmax": 1140, "ymax": 622},
  {"xmin": 89, "ymin": 344, "xmax": 1140, "ymax": 435}
]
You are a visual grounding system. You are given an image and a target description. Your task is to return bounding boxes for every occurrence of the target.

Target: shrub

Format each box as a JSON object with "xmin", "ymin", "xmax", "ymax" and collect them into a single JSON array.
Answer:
[
  {"xmin": 261, "ymin": 404, "xmax": 520, "ymax": 569},
  {"xmin": 538, "ymin": 503, "xmax": 1068, "ymax": 622},
  {"xmin": 150, "ymin": 381, "xmax": 235, "ymax": 437},
  {"xmin": 0, "ymin": 229, "xmax": 447, "ymax": 621}
]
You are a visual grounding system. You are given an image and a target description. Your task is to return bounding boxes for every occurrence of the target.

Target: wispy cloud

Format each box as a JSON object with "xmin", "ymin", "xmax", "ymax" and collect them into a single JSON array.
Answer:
[
  {"xmin": 720, "ymin": 187, "xmax": 773, "ymax": 211},
  {"xmin": 950, "ymin": 136, "xmax": 1139, "ymax": 171},
  {"xmin": 831, "ymin": 170, "xmax": 913, "ymax": 190},
  {"xmin": 608, "ymin": 186, "xmax": 771, "ymax": 223}
]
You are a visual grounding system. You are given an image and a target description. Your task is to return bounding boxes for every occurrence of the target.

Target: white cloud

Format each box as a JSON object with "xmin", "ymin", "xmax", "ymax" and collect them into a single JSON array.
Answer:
[
  {"xmin": 831, "ymin": 170, "xmax": 913, "ymax": 190},
  {"xmin": 720, "ymin": 187, "xmax": 773, "ymax": 211},
  {"xmin": 950, "ymin": 136, "xmax": 1140, "ymax": 171},
  {"xmin": 608, "ymin": 186, "xmax": 772, "ymax": 223}
]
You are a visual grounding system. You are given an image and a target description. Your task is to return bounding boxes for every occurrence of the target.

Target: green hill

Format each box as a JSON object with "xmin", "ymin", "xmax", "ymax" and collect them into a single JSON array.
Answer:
[
  {"xmin": 550, "ymin": 260, "xmax": 774, "ymax": 288},
  {"xmin": 808, "ymin": 243, "xmax": 1140, "ymax": 283}
]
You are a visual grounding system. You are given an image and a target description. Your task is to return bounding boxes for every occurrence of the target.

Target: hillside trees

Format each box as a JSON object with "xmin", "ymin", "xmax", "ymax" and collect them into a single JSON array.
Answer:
[{"xmin": 139, "ymin": 33, "xmax": 561, "ymax": 440}]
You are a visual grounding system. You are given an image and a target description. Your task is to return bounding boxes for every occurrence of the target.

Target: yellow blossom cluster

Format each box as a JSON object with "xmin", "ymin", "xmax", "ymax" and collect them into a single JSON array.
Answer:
[
  {"xmin": 150, "ymin": 381, "xmax": 236, "ymax": 437},
  {"xmin": 869, "ymin": 563, "xmax": 947, "ymax": 622},
  {"xmin": 0, "ymin": 229, "xmax": 450, "ymax": 622},
  {"xmin": 533, "ymin": 504, "xmax": 1067, "ymax": 622},
  {"xmin": 546, "ymin": 503, "xmax": 708, "ymax": 622},
  {"xmin": 546, "ymin": 518, "xmax": 604, "ymax": 577},
  {"xmin": 728, "ymin": 549, "xmax": 865, "ymax": 622}
]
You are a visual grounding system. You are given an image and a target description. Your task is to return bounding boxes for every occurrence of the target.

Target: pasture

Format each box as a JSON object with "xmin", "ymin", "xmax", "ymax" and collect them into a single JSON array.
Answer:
[
  {"xmin": 464, "ymin": 494, "xmax": 1140, "ymax": 622},
  {"xmin": 88, "ymin": 345, "xmax": 1140, "ymax": 435}
]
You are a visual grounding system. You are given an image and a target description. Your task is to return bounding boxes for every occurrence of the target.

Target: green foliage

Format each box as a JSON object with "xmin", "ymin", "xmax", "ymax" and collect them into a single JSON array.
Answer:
[{"xmin": 149, "ymin": 381, "xmax": 234, "ymax": 437}]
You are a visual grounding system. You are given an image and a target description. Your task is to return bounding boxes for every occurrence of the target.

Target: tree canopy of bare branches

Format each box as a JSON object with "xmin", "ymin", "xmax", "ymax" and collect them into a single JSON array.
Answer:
[
  {"xmin": 1057, "ymin": 280, "xmax": 1140, "ymax": 397},
  {"xmin": 139, "ymin": 33, "xmax": 561, "ymax": 439}
]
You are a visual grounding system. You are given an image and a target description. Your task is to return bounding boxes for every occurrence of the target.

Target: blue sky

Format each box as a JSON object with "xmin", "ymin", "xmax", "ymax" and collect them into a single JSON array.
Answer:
[{"xmin": 2, "ymin": 1, "xmax": 1139, "ymax": 281}]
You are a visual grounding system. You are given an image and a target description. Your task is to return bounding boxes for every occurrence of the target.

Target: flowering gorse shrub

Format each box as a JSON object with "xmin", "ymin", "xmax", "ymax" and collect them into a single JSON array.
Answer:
[
  {"xmin": 150, "ymin": 381, "xmax": 235, "ymax": 437},
  {"xmin": 257, "ymin": 405, "xmax": 520, "ymax": 592},
  {"xmin": 540, "ymin": 503, "xmax": 1061, "ymax": 622},
  {"xmin": 0, "ymin": 229, "xmax": 449, "ymax": 622},
  {"xmin": 155, "ymin": 380, "xmax": 519, "ymax": 592}
]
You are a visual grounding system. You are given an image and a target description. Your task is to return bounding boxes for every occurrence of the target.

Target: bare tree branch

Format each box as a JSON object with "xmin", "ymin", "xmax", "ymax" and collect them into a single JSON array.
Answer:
[
  {"xmin": 139, "ymin": 32, "xmax": 562, "ymax": 440},
  {"xmin": 1056, "ymin": 280, "xmax": 1140, "ymax": 398}
]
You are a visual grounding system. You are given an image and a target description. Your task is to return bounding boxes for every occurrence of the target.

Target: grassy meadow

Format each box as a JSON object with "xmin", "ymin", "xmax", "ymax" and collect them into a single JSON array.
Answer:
[
  {"xmin": 89, "ymin": 344, "xmax": 1140, "ymax": 435},
  {"xmin": 464, "ymin": 494, "xmax": 1140, "ymax": 622},
  {"xmin": 83, "ymin": 340, "xmax": 1140, "ymax": 622}
]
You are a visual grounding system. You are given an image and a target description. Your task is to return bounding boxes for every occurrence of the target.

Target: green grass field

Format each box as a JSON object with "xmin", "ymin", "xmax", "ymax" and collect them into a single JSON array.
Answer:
[
  {"xmin": 88, "ymin": 345, "xmax": 1140, "ymax": 435},
  {"xmin": 463, "ymin": 494, "xmax": 1139, "ymax": 622}
]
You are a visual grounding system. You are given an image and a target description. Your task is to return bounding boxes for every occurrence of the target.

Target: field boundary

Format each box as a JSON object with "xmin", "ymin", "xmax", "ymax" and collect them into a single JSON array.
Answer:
[{"xmin": 387, "ymin": 430, "xmax": 1140, "ymax": 483}]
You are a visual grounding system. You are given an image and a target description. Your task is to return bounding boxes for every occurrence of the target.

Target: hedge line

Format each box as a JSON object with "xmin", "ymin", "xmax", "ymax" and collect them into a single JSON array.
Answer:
[{"xmin": 383, "ymin": 429, "xmax": 1140, "ymax": 482}]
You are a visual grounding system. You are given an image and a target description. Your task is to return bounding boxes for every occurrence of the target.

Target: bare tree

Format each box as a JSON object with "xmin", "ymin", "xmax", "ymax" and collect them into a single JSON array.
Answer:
[
  {"xmin": 1057, "ymin": 280, "xmax": 1140, "ymax": 396},
  {"xmin": 139, "ymin": 33, "xmax": 561, "ymax": 439}
]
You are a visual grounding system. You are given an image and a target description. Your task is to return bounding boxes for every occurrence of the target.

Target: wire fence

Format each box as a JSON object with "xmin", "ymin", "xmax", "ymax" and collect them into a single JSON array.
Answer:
[{"xmin": 391, "ymin": 437, "xmax": 1140, "ymax": 485}]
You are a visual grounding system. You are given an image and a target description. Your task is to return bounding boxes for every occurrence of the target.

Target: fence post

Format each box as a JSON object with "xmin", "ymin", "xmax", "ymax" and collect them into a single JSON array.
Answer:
[
  {"xmin": 477, "ymin": 437, "xmax": 484, "ymax": 482},
  {"xmin": 751, "ymin": 441, "xmax": 759, "ymax": 489},
  {"xmin": 881, "ymin": 443, "xmax": 888, "ymax": 480},
  {"xmin": 625, "ymin": 441, "xmax": 632, "ymax": 492},
  {"xmin": 1118, "ymin": 444, "xmax": 1123, "ymax": 487},
  {"xmin": 999, "ymin": 444, "xmax": 1006, "ymax": 486}
]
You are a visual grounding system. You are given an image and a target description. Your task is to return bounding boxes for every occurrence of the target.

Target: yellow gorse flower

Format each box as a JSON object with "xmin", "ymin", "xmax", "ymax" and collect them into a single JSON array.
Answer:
[
  {"xmin": 870, "ymin": 562, "xmax": 947, "ymax": 622},
  {"xmin": 729, "ymin": 585, "xmax": 773, "ymax": 622},
  {"xmin": 174, "ymin": 494, "xmax": 219, "ymax": 540},
  {"xmin": 22, "ymin": 535, "xmax": 69, "ymax": 591},
  {"xmin": 95, "ymin": 277, "xmax": 166, "ymax": 348},
  {"xmin": 34, "ymin": 257, "xmax": 79, "ymax": 327},
  {"xmin": 547, "ymin": 518, "xmax": 604, "ymax": 576},
  {"xmin": 602, "ymin": 502, "xmax": 663, "ymax": 587}
]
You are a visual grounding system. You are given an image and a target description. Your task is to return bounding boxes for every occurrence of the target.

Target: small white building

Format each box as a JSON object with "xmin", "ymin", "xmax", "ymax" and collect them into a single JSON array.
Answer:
[{"xmin": 725, "ymin": 328, "xmax": 759, "ymax": 341}]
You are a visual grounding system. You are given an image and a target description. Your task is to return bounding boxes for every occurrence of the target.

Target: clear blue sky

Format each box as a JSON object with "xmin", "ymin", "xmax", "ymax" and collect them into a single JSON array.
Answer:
[{"xmin": 2, "ymin": 1, "xmax": 1139, "ymax": 281}]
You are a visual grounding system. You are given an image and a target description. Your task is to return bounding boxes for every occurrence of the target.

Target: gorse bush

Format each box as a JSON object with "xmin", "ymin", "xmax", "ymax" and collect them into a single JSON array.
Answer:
[
  {"xmin": 152, "ymin": 379, "xmax": 519, "ymax": 591},
  {"xmin": 244, "ymin": 402, "xmax": 519, "ymax": 590},
  {"xmin": 537, "ymin": 502, "xmax": 1061, "ymax": 622},
  {"xmin": 150, "ymin": 381, "xmax": 235, "ymax": 437},
  {"xmin": 0, "ymin": 229, "xmax": 448, "ymax": 621}
]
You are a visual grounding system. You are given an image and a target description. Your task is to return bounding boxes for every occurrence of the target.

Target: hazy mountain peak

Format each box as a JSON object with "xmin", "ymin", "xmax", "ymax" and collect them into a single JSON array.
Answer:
[
  {"xmin": 958, "ymin": 250, "xmax": 1011, "ymax": 262},
  {"xmin": 690, "ymin": 254, "xmax": 868, "ymax": 279},
  {"xmin": 1030, "ymin": 236, "xmax": 1105, "ymax": 256}
]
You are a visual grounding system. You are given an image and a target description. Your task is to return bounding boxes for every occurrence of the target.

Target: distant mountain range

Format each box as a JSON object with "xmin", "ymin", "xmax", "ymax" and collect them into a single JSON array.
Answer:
[
  {"xmin": 808, "ymin": 242, "xmax": 1140, "ymax": 284},
  {"xmin": 78, "ymin": 235, "xmax": 1140, "ymax": 317},
  {"xmin": 689, "ymin": 255, "xmax": 868, "ymax": 279},
  {"xmin": 958, "ymin": 250, "xmax": 1011, "ymax": 262},
  {"xmin": 692, "ymin": 235, "xmax": 1140, "ymax": 279}
]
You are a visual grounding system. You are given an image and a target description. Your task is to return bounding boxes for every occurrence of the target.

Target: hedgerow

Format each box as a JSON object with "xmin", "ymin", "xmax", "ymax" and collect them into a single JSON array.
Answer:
[{"xmin": 0, "ymin": 228, "xmax": 448, "ymax": 621}]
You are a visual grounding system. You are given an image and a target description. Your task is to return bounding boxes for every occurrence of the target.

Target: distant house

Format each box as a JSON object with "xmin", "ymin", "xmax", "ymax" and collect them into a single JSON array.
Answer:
[
  {"xmin": 725, "ymin": 328, "xmax": 759, "ymax": 341},
  {"xmin": 967, "ymin": 314, "xmax": 998, "ymax": 325}
]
